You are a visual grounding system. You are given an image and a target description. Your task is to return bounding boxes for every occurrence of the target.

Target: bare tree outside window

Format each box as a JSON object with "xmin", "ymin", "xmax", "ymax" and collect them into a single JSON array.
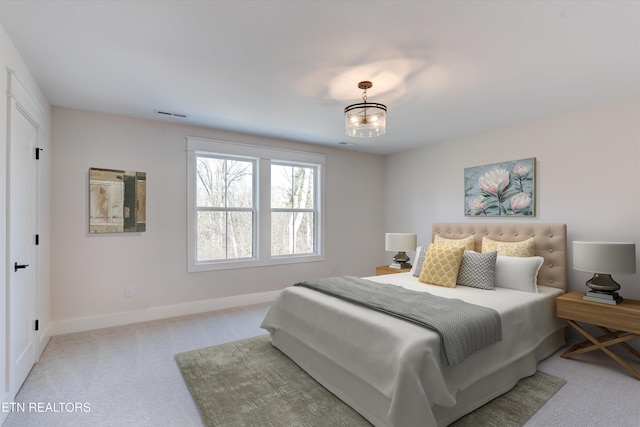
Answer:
[
  {"xmin": 196, "ymin": 155, "xmax": 254, "ymax": 261},
  {"xmin": 271, "ymin": 163, "xmax": 316, "ymax": 256}
]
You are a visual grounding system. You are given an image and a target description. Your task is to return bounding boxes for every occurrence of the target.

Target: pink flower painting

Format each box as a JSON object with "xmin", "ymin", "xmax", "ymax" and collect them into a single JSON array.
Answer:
[
  {"xmin": 464, "ymin": 158, "xmax": 535, "ymax": 216},
  {"xmin": 509, "ymin": 192, "xmax": 531, "ymax": 210},
  {"xmin": 478, "ymin": 169, "xmax": 510, "ymax": 195}
]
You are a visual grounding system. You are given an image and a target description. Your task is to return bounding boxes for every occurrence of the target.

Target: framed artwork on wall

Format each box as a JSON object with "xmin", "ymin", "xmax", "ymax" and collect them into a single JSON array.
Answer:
[
  {"xmin": 464, "ymin": 157, "xmax": 535, "ymax": 216},
  {"xmin": 89, "ymin": 167, "xmax": 147, "ymax": 233}
]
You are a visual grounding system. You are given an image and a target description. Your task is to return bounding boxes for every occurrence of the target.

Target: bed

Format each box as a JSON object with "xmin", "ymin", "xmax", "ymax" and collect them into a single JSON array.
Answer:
[{"xmin": 261, "ymin": 223, "xmax": 568, "ymax": 427}]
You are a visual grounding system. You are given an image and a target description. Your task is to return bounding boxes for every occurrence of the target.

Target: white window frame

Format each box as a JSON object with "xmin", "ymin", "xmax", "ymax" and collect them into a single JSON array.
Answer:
[
  {"xmin": 195, "ymin": 152, "xmax": 258, "ymax": 262},
  {"xmin": 270, "ymin": 160, "xmax": 320, "ymax": 259},
  {"xmin": 187, "ymin": 137, "xmax": 325, "ymax": 272}
]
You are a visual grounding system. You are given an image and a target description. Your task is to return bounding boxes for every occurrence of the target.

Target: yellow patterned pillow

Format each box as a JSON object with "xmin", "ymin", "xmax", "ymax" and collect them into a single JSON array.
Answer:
[
  {"xmin": 434, "ymin": 234, "xmax": 475, "ymax": 251},
  {"xmin": 482, "ymin": 237, "xmax": 535, "ymax": 257},
  {"xmin": 419, "ymin": 244, "xmax": 465, "ymax": 288}
]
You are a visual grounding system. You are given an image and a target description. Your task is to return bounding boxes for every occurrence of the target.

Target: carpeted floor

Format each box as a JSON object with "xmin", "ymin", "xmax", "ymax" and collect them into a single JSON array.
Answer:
[
  {"xmin": 176, "ymin": 334, "xmax": 566, "ymax": 427},
  {"xmin": 5, "ymin": 304, "xmax": 639, "ymax": 426}
]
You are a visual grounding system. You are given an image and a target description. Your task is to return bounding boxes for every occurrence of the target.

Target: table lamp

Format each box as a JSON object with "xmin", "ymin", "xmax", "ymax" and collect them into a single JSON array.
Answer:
[
  {"xmin": 573, "ymin": 241, "xmax": 636, "ymax": 305},
  {"xmin": 385, "ymin": 233, "xmax": 417, "ymax": 269}
]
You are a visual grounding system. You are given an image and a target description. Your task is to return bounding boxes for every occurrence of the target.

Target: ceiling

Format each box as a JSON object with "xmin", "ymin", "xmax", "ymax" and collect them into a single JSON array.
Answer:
[{"xmin": 1, "ymin": 1, "xmax": 638, "ymax": 155}]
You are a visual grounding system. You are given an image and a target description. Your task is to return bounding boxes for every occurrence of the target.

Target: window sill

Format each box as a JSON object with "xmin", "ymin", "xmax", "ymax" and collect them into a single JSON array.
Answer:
[{"xmin": 188, "ymin": 253, "xmax": 325, "ymax": 272}]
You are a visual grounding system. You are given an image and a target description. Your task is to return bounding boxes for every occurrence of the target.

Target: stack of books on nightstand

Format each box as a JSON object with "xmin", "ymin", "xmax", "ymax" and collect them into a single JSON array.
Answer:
[
  {"xmin": 389, "ymin": 262, "xmax": 411, "ymax": 269},
  {"xmin": 582, "ymin": 290, "xmax": 623, "ymax": 305}
]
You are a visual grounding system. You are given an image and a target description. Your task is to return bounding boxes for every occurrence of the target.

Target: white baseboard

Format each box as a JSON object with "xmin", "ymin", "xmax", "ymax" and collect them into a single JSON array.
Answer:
[
  {"xmin": 37, "ymin": 323, "xmax": 51, "ymax": 360},
  {"xmin": 49, "ymin": 290, "xmax": 281, "ymax": 336}
]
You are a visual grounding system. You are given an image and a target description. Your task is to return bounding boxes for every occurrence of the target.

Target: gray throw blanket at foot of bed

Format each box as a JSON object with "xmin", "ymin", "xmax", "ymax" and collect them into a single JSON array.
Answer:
[{"xmin": 294, "ymin": 276, "xmax": 502, "ymax": 365}]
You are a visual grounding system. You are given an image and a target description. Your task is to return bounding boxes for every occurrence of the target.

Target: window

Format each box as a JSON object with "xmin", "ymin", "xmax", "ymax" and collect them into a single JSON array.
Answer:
[
  {"xmin": 271, "ymin": 163, "xmax": 317, "ymax": 257},
  {"xmin": 187, "ymin": 137, "xmax": 325, "ymax": 271},
  {"xmin": 195, "ymin": 155, "xmax": 255, "ymax": 262}
]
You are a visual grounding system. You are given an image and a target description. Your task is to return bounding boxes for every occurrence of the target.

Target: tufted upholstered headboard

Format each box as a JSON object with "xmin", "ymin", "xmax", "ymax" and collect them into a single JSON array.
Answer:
[{"xmin": 432, "ymin": 223, "xmax": 567, "ymax": 292}]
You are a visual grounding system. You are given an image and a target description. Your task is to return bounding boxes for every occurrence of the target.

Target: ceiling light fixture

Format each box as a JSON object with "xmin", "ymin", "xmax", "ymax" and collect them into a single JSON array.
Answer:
[{"xmin": 344, "ymin": 81, "xmax": 387, "ymax": 138}]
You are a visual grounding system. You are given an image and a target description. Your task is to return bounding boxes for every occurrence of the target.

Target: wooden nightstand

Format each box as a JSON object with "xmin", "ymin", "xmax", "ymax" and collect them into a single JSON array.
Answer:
[
  {"xmin": 556, "ymin": 291, "xmax": 640, "ymax": 380},
  {"xmin": 376, "ymin": 265, "xmax": 411, "ymax": 276}
]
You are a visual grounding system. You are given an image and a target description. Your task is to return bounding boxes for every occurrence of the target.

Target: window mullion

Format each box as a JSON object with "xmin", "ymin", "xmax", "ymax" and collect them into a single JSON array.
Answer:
[
  {"xmin": 196, "ymin": 207, "xmax": 253, "ymax": 212},
  {"xmin": 271, "ymin": 208, "xmax": 314, "ymax": 213},
  {"xmin": 258, "ymin": 158, "xmax": 271, "ymax": 261}
]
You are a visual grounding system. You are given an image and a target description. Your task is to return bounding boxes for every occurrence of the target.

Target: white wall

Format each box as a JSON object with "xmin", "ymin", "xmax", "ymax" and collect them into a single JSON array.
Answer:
[
  {"xmin": 50, "ymin": 107, "xmax": 385, "ymax": 333},
  {"xmin": 0, "ymin": 23, "xmax": 51, "ymax": 420},
  {"xmin": 384, "ymin": 98, "xmax": 640, "ymax": 300}
]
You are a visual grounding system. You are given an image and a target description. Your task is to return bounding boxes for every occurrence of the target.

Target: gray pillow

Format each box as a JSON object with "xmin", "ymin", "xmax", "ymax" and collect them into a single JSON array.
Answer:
[
  {"xmin": 457, "ymin": 250, "xmax": 497, "ymax": 290},
  {"xmin": 411, "ymin": 246, "xmax": 427, "ymax": 277}
]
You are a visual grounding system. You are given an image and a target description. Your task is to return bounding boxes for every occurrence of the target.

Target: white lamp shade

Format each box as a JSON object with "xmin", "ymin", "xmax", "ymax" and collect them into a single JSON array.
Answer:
[
  {"xmin": 385, "ymin": 233, "xmax": 417, "ymax": 252},
  {"xmin": 573, "ymin": 241, "xmax": 636, "ymax": 274}
]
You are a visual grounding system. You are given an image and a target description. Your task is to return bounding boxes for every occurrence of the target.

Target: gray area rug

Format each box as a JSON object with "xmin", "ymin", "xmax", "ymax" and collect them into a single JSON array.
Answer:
[{"xmin": 176, "ymin": 335, "xmax": 565, "ymax": 427}]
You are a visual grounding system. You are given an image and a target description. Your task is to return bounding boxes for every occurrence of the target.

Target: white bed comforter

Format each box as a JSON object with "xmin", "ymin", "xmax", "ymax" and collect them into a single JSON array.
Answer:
[{"xmin": 261, "ymin": 273, "xmax": 565, "ymax": 427}]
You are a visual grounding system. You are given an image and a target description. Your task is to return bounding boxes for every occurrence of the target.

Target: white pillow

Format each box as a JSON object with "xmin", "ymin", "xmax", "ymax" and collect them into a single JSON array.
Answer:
[{"xmin": 494, "ymin": 255, "xmax": 544, "ymax": 293}]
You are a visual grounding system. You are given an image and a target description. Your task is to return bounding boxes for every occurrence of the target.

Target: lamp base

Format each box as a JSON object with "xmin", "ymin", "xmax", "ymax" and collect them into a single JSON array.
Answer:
[
  {"xmin": 391, "ymin": 252, "xmax": 411, "ymax": 269},
  {"xmin": 586, "ymin": 273, "xmax": 621, "ymax": 293},
  {"xmin": 582, "ymin": 290, "xmax": 623, "ymax": 305}
]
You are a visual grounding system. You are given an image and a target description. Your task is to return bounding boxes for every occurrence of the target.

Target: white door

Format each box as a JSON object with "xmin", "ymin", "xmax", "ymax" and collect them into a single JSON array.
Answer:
[{"xmin": 8, "ymin": 104, "xmax": 38, "ymax": 396}]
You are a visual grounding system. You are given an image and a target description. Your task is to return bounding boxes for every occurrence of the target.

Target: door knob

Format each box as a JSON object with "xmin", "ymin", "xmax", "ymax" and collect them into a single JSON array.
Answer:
[{"xmin": 14, "ymin": 262, "xmax": 29, "ymax": 272}]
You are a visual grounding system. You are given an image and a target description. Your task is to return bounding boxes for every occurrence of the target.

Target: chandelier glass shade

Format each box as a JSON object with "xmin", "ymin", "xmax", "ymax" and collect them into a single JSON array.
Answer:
[{"xmin": 344, "ymin": 81, "xmax": 387, "ymax": 138}]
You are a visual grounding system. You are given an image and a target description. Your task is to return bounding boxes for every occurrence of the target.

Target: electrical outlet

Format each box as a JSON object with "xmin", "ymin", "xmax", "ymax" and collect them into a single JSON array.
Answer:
[{"xmin": 125, "ymin": 287, "xmax": 134, "ymax": 298}]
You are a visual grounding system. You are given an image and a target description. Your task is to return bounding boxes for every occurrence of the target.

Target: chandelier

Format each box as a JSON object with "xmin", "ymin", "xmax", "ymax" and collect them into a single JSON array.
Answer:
[{"xmin": 344, "ymin": 81, "xmax": 387, "ymax": 138}]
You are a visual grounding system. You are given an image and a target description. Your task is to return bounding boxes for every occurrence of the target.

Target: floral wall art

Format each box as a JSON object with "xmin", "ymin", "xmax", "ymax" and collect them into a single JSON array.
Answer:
[{"xmin": 464, "ymin": 158, "xmax": 535, "ymax": 216}]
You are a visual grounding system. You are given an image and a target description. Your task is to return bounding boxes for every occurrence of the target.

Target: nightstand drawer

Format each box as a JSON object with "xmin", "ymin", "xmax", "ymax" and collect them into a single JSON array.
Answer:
[
  {"xmin": 375, "ymin": 265, "xmax": 411, "ymax": 276},
  {"xmin": 557, "ymin": 292, "xmax": 640, "ymax": 335}
]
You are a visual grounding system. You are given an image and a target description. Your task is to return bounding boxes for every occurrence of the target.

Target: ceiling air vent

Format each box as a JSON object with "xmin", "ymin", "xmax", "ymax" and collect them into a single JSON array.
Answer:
[{"xmin": 154, "ymin": 109, "xmax": 189, "ymax": 119}]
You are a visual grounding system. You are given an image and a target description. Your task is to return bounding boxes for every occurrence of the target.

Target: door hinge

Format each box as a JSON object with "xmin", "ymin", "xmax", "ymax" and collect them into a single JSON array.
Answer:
[
  {"xmin": 35, "ymin": 147, "xmax": 43, "ymax": 160},
  {"xmin": 35, "ymin": 319, "xmax": 39, "ymax": 331},
  {"xmin": 35, "ymin": 234, "xmax": 40, "ymax": 245}
]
